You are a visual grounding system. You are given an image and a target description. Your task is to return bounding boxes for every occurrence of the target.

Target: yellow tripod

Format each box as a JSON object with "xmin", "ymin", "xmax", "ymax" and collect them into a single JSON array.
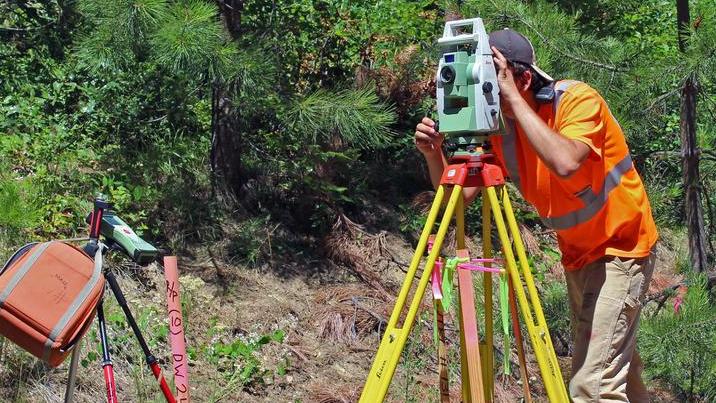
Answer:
[{"xmin": 359, "ymin": 150, "xmax": 569, "ymax": 402}]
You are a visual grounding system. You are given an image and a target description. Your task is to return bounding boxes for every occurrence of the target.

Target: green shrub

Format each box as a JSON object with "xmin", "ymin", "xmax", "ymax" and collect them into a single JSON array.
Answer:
[
  {"xmin": 0, "ymin": 170, "xmax": 41, "ymax": 252},
  {"xmin": 541, "ymin": 279, "xmax": 572, "ymax": 356},
  {"xmin": 639, "ymin": 274, "xmax": 716, "ymax": 401},
  {"xmin": 206, "ymin": 329, "xmax": 286, "ymax": 386},
  {"xmin": 228, "ymin": 216, "xmax": 273, "ymax": 267}
]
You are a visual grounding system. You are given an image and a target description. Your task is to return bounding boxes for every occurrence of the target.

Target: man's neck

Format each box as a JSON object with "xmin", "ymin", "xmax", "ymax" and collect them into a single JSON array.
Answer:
[{"xmin": 524, "ymin": 93, "xmax": 539, "ymax": 112}]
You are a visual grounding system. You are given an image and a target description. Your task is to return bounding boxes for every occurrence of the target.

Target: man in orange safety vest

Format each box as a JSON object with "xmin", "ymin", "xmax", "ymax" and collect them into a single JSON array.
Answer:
[{"xmin": 415, "ymin": 28, "xmax": 657, "ymax": 402}]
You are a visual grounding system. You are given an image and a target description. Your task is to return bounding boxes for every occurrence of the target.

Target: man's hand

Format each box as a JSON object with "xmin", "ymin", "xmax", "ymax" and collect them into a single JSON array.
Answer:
[
  {"xmin": 414, "ymin": 117, "xmax": 444, "ymax": 156},
  {"xmin": 491, "ymin": 46, "xmax": 522, "ymax": 104},
  {"xmin": 414, "ymin": 116, "xmax": 480, "ymax": 202}
]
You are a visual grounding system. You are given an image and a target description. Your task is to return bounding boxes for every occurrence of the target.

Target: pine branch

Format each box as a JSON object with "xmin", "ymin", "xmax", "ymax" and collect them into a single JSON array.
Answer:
[
  {"xmin": 485, "ymin": 0, "xmax": 625, "ymax": 73},
  {"xmin": 516, "ymin": 16, "xmax": 626, "ymax": 73},
  {"xmin": 643, "ymin": 88, "xmax": 682, "ymax": 113},
  {"xmin": 701, "ymin": 181, "xmax": 716, "ymax": 257},
  {"xmin": 286, "ymin": 88, "xmax": 396, "ymax": 149},
  {"xmin": 639, "ymin": 150, "xmax": 680, "ymax": 161},
  {"xmin": 637, "ymin": 149, "xmax": 716, "ymax": 164},
  {"xmin": 639, "ymin": 50, "xmax": 716, "ymax": 115}
]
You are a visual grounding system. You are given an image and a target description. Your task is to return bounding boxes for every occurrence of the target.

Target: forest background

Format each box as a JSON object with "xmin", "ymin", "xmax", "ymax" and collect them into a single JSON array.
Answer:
[{"xmin": 1, "ymin": 0, "xmax": 715, "ymax": 402}]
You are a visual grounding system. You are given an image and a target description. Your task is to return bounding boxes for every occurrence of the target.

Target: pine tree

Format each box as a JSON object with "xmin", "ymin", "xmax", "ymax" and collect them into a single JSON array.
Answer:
[
  {"xmin": 74, "ymin": 0, "xmax": 396, "ymax": 204},
  {"xmin": 639, "ymin": 275, "xmax": 716, "ymax": 401},
  {"xmin": 677, "ymin": 0, "xmax": 710, "ymax": 272}
]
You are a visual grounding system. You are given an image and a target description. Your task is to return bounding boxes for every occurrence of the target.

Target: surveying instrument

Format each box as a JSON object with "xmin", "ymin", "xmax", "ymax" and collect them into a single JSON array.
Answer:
[{"xmin": 359, "ymin": 18, "xmax": 569, "ymax": 402}]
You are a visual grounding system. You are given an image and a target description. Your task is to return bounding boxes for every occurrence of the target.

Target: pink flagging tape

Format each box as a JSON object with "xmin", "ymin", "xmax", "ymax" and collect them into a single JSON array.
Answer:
[
  {"xmin": 469, "ymin": 258, "xmax": 504, "ymax": 263},
  {"xmin": 431, "ymin": 261, "xmax": 443, "ymax": 300},
  {"xmin": 163, "ymin": 256, "xmax": 190, "ymax": 402},
  {"xmin": 458, "ymin": 258, "xmax": 504, "ymax": 273},
  {"xmin": 458, "ymin": 264, "xmax": 504, "ymax": 273}
]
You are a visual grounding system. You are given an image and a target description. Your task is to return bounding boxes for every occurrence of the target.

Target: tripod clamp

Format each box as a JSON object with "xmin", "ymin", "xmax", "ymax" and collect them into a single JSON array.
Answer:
[
  {"xmin": 441, "ymin": 149, "xmax": 506, "ymax": 189},
  {"xmin": 83, "ymin": 196, "xmax": 112, "ymax": 258}
]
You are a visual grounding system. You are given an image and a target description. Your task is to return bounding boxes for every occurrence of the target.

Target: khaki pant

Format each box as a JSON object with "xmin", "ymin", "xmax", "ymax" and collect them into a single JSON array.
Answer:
[{"xmin": 565, "ymin": 252, "xmax": 655, "ymax": 402}]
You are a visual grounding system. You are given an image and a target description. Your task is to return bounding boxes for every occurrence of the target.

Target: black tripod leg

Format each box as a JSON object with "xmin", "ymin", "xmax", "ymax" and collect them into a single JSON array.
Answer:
[
  {"xmin": 97, "ymin": 300, "xmax": 119, "ymax": 403},
  {"xmin": 104, "ymin": 272, "xmax": 176, "ymax": 403}
]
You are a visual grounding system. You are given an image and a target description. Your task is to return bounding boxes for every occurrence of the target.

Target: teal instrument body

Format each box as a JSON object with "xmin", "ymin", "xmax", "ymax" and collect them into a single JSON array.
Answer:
[
  {"xmin": 100, "ymin": 212, "xmax": 158, "ymax": 265},
  {"xmin": 436, "ymin": 18, "xmax": 500, "ymax": 138}
]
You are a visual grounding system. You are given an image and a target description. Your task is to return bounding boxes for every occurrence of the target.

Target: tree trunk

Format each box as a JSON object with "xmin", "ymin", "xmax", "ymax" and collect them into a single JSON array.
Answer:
[
  {"xmin": 210, "ymin": 82, "xmax": 242, "ymax": 200},
  {"xmin": 217, "ymin": 0, "xmax": 243, "ymax": 38},
  {"xmin": 676, "ymin": 0, "xmax": 690, "ymax": 52},
  {"xmin": 680, "ymin": 74, "xmax": 708, "ymax": 272},
  {"xmin": 210, "ymin": 0, "xmax": 245, "ymax": 199},
  {"xmin": 676, "ymin": 0, "xmax": 709, "ymax": 272}
]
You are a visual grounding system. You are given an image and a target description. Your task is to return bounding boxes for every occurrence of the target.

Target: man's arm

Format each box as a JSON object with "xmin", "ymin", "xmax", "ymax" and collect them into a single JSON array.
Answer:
[
  {"xmin": 423, "ymin": 145, "xmax": 448, "ymax": 190},
  {"xmin": 510, "ymin": 99, "xmax": 591, "ymax": 178},
  {"xmin": 492, "ymin": 47, "xmax": 591, "ymax": 178}
]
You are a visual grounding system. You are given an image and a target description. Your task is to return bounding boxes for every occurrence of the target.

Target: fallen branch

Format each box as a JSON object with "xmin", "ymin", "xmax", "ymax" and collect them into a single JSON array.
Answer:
[
  {"xmin": 643, "ymin": 88, "xmax": 681, "ymax": 112},
  {"xmin": 645, "ymin": 272, "xmax": 716, "ymax": 305},
  {"xmin": 0, "ymin": 21, "xmax": 56, "ymax": 32},
  {"xmin": 349, "ymin": 297, "xmax": 388, "ymax": 329},
  {"xmin": 286, "ymin": 344, "xmax": 309, "ymax": 363}
]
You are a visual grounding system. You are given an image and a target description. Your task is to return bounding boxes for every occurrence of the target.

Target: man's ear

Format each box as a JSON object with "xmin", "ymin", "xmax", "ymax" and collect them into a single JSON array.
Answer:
[{"xmin": 519, "ymin": 70, "xmax": 533, "ymax": 92}]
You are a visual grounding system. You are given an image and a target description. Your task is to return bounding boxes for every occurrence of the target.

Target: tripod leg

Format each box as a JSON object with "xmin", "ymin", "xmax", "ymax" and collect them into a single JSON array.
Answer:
[
  {"xmin": 97, "ymin": 300, "xmax": 119, "ymax": 403},
  {"xmin": 63, "ymin": 338, "xmax": 82, "ymax": 403},
  {"xmin": 104, "ymin": 272, "xmax": 177, "ymax": 403},
  {"xmin": 509, "ymin": 277, "xmax": 533, "ymax": 403},
  {"xmin": 360, "ymin": 185, "xmax": 462, "ymax": 403},
  {"xmin": 485, "ymin": 186, "xmax": 569, "ymax": 402},
  {"xmin": 501, "ymin": 187, "xmax": 568, "ymax": 401},
  {"xmin": 480, "ymin": 195, "xmax": 494, "ymax": 402}
]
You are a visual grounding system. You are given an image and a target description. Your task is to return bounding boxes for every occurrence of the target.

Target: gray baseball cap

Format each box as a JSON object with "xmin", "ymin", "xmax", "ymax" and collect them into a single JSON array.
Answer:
[{"xmin": 488, "ymin": 28, "xmax": 554, "ymax": 83}]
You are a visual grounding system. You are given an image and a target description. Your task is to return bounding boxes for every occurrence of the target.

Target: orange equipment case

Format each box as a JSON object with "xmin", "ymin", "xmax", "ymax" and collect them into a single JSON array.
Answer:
[{"xmin": 0, "ymin": 241, "xmax": 105, "ymax": 367}]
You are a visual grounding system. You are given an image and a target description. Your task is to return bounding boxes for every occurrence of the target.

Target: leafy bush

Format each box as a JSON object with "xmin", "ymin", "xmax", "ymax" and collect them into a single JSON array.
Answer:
[
  {"xmin": 206, "ymin": 329, "xmax": 286, "ymax": 387},
  {"xmin": 0, "ymin": 170, "xmax": 41, "ymax": 251}
]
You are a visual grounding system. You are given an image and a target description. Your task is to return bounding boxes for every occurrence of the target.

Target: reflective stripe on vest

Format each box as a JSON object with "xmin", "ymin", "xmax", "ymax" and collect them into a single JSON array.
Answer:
[
  {"xmin": 541, "ymin": 154, "xmax": 633, "ymax": 230},
  {"xmin": 552, "ymin": 80, "xmax": 580, "ymax": 116},
  {"xmin": 502, "ymin": 80, "xmax": 635, "ymax": 230}
]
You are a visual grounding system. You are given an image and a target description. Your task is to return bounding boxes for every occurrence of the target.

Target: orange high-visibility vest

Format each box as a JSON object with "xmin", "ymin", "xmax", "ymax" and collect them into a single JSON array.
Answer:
[{"xmin": 491, "ymin": 80, "xmax": 658, "ymax": 270}]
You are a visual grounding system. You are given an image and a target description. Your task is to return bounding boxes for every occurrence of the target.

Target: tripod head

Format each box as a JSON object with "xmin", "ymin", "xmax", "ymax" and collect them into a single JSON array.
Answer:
[{"xmin": 84, "ymin": 195, "xmax": 158, "ymax": 265}]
